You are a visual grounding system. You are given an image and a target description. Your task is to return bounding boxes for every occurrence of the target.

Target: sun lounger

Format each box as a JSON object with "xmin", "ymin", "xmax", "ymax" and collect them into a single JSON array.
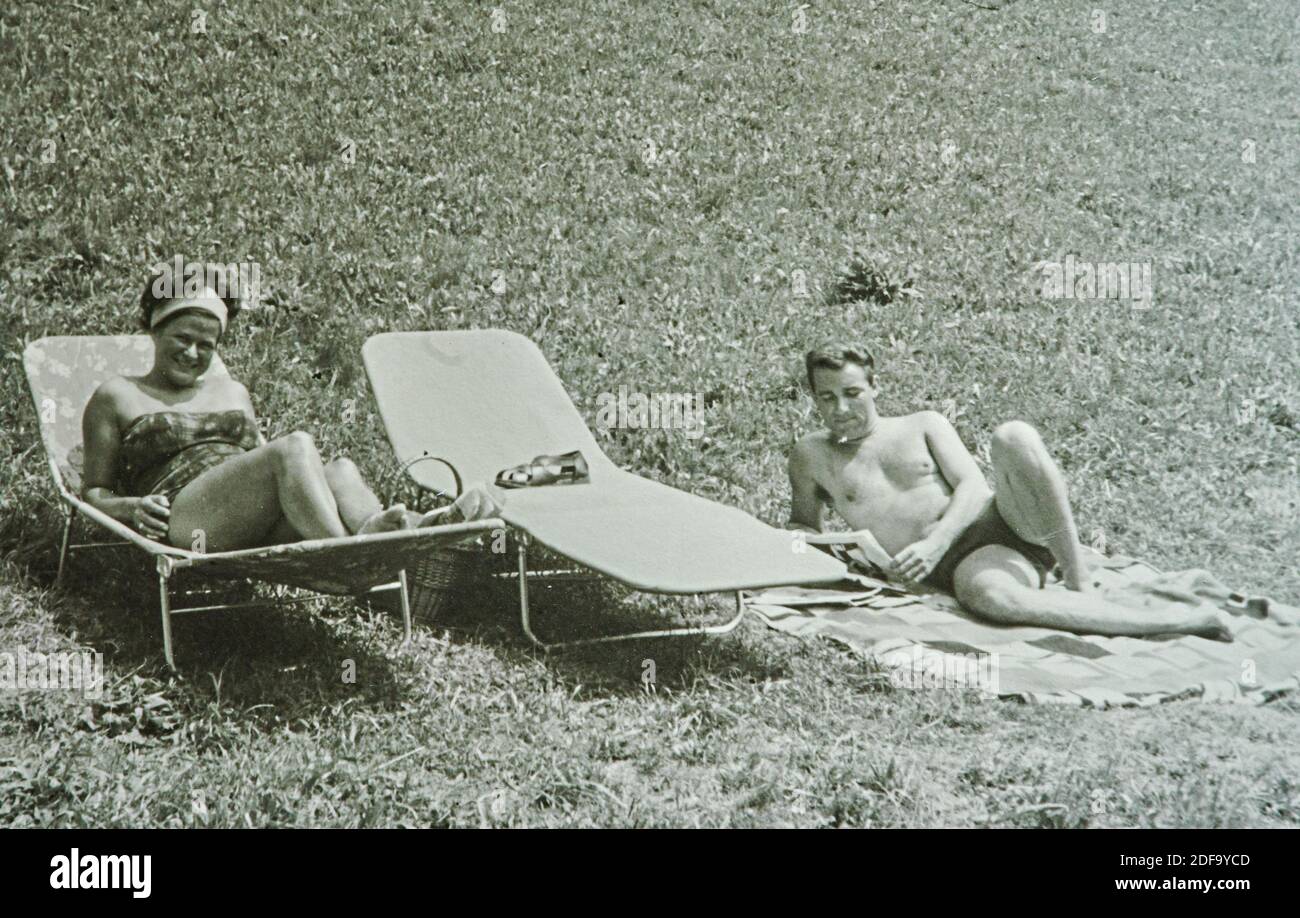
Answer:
[
  {"xmin": 24, "ymin": 335, "xmax": 503, "ymax": 669},
  {"xmin": 362, "ymin": 329, "xmax": 846, "ymax": 648}
]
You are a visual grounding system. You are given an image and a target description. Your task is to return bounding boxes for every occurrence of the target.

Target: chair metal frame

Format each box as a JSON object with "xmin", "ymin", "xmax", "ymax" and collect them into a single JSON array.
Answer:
[
  {"xmin": 26, "ymin": 334, "xmax": 505, "ymax": 672},
  {"xmin": 53, "ymin": 495, "xmax": 412, "ymax": 671},
  {"xmin": 484, "ymin": 531, "xmax": 748, "ymax": 651}
]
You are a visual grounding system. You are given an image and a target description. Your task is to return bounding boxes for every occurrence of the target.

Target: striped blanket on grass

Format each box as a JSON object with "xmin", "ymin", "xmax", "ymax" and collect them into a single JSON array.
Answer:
[{"xmin": 744, "ymin": 550, "xmax": 1300, "ymax": 708}]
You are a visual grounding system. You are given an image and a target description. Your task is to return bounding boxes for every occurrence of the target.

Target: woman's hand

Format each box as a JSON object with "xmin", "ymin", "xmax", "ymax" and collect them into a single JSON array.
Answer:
[{"xmin": 131, "ymin": 495, "xmax": 172, "ymax": 540}]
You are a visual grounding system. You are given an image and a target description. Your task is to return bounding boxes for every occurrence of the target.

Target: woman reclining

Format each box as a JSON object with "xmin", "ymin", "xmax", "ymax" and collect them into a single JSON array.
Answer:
[{"xmin": 81, "ymin": 263, "xmax": 501, "ymax": 552}]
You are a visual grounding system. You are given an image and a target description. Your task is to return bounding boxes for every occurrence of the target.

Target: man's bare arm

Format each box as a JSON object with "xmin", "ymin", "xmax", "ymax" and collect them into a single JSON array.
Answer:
[
  {"xmin": 891, "ymin": 412, "xmax": 992, "ymax": 582},
  {"xmin": 922, "ymin": 411, "xmax": 992, "ymax": 546},
  {"xmin": 788, "ymin": 441, "xmax": 893, "ymax": 568},
  {"xmin": 787, "ymin": 441, "xmax": 825, "ymax": 534}
]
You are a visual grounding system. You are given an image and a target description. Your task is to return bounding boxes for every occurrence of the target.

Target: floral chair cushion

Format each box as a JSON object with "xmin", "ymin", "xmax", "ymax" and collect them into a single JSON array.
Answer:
[{"xmin": 24, "ymin": 336, "xmax": 229, "ymax": 495}]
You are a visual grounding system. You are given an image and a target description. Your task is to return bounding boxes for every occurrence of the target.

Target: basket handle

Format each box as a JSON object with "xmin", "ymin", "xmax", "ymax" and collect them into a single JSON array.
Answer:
[{"xmin": 398, "ymin": 452, "xmax": 463, "ymax": 501}]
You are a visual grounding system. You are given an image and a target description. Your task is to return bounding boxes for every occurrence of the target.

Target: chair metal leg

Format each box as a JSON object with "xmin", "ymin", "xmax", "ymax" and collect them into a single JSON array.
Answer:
[
  {"xmin": 55, "ymin": 509, "xmax": 75, "ymax": 584},
  {"xmin": 397, "ymin": 569, "xmax": 413, "ymax": 646},
  {"xmin": 157, "ymin": 556, "xmax": 176, "ymax": 671},
  {"xmin": 515, "ymin": 536, "xmax": 750, "ymax": 651},
  {"xmin": 517, "ymin": 537, "xmax": 545, "ymax": 647}
]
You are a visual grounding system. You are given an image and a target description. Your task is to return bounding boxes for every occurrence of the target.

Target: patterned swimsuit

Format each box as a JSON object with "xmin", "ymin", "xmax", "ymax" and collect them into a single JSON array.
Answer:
[{"xmin": 118, "ymin": 410, "xmax": 261, "ymax": 503}]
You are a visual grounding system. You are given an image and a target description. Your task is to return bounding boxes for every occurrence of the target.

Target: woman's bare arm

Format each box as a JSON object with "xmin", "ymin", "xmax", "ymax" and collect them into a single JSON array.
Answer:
[
  {"xmin": 81, "ymin": 382, "xmax": 169, "ymax": 537},
  {"xmin": 82, "ymin": 385, "xmax": 132, "ymax": 518},
  {"xmin": 232, "ymin": 380, "xmax": 266, "ymax": 446}
]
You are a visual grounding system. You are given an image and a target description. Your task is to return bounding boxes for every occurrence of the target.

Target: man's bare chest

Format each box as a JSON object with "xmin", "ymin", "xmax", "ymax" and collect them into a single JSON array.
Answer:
[{"xmin": 825, "ymin": 437, "xmax": 942, "ymax": 503}]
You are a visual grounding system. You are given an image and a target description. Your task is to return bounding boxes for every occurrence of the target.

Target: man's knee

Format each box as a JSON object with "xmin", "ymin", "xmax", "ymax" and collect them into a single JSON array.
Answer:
[
  {"xmin": 953, "ymin": 549, "xmax": 1039, "ymax": 619},
  {"xmin": 991, "ymin": 420, "xmax": 1043, "ymax": 462},
  {"xmin": 956, "ymin": 576, "xmax": 1027, "ymax": 622}
]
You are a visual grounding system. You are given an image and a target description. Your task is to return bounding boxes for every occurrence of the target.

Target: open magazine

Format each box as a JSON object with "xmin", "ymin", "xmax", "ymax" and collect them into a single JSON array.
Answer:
[{"xmin": 801, "ymin": 529, "xmax": 894, "ymax": 573}]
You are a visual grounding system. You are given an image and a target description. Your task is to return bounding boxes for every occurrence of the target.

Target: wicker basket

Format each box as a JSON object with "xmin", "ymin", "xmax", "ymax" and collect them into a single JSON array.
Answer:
[
  {"xmin": 408, "ymin": 538, "xmax": 494, "ymax": 622},
  {"xmin": 388, "ymin": 452, "xmax": 507, "ymax": 622}
]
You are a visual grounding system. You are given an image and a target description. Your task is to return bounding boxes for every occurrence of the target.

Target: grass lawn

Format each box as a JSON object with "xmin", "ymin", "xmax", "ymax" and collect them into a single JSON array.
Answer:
[{"xmin": 0, "ymin": 0, "xmax": 1297, "ymax": 827}]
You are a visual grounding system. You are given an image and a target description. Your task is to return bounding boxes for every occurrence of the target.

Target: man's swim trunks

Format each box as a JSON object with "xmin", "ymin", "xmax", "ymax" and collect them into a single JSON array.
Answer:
[
  {"xmin": 118, "ymin": 410, "xmax": 261, "ymax": 503},
  {"xmin": 922, "ymin": 499, "xmax": 1056, "ymax": 594}
]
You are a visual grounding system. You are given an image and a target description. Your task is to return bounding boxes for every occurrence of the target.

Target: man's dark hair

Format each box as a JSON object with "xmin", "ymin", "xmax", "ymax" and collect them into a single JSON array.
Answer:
[
  {"xmin": 805, "ymin": 342, "xmax": 876, "ymax": 390},
  {"xmin": 139, "ymin": 261, "xmax": 243, "ymax": 334}
]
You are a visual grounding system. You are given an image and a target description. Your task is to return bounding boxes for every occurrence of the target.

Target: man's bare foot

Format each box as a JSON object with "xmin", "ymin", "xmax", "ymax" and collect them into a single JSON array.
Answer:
[
  {"xmin": 357, "ymin": 505, "xmax": 410, "ymax": 535},
  {"xmin": 1187, "ymin": 609, "xmax": 1234, "ymax": 642},
  {"xmin": 1061, "ymin": 559, "xmax": 1095, "ymax": 592}
]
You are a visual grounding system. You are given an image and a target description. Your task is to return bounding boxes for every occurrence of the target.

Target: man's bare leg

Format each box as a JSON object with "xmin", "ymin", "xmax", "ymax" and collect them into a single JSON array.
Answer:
[
  {"xmin": 953, "ymin": 545, "xmax": 1232, "ymax": 640},
  {"xmin": 989, "ymin": 420, "xmax": 1093, "ymax": 590}
]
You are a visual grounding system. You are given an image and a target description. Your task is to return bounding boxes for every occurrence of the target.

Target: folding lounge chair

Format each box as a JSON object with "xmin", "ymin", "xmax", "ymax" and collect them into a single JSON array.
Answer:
[
  {"xmin": 362, "ymin": 329, "xmax": 847, "ymax": 649},
  {"xmin": 24, "ymin": 336, "xmax": 503, "ymax": 670}
]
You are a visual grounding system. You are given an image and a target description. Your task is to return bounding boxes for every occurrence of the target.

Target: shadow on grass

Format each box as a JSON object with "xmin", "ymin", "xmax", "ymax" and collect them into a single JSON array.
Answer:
[
  {"xmin": 9, "ymin": 531, "xmax": 789, "ymax": 716},
  {"xmin": 415, "ymin": 546, "xmax": 795, "ymax": 699},
  {"xmin": 10, "ymin": 536, "xmax": 411, "ymax": 722}
]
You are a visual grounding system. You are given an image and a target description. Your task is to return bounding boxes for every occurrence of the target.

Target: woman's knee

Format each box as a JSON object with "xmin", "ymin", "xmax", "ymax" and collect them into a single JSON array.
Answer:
[
  {"xmin": 270, "ymin": 431, "xmax": 320, "ymax": 472},
  {"xmin": 324, "ymin": 457, "xmax": 360, "ymax": 486}
]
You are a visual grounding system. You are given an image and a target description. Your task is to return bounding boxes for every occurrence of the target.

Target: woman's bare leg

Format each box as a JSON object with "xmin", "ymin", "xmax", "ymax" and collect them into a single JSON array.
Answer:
[
  {"xmin": 168, "ymin": 432, "xmax": 350, "ymax": 551},
  {"xmin": 266, "ymin": 432, "xmax": 350, "ymax": 538},
  {"xmin": 323, "ymin": 458, "xmax": 414, "ymax": 533},
  {"xmin": 323, "ymin": 458, "xmax": 380, "ymax": 531},
  {"xmin": 262, "ymin": 517, "xmax": 301, "ymax": 546},
  {"xmin": 169, "ymin": 435, "xmax": 415, "ymax": 551}
]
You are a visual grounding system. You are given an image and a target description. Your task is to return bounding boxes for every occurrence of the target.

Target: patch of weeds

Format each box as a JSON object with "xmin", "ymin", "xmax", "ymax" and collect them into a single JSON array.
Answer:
[
  {"xmin": 825, "ymin": 247, "xmax": 920, "ymax": 307},
  {"xmin": 1266, "ymin": 401, "xmax": 1297, "ymax": 431},
  {"xmin": 1256, "ymin": 775, "xmax": 1299, "ymax": 822},
  {"xmin": 82, "ymin": 680, "xmax": 181, "ymax": 744}
]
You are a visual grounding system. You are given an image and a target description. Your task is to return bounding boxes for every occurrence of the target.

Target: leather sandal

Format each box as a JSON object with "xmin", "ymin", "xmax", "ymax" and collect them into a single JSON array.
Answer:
[{"xmin": 495, "ymin": 449, "xmax": 590, "ymax": 489}]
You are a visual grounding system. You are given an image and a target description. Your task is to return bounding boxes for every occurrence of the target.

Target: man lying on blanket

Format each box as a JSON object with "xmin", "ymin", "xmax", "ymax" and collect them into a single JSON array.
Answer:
[{"xmin": 787, "ymin": 342, "xmax": 1232, "ymax": 641}]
